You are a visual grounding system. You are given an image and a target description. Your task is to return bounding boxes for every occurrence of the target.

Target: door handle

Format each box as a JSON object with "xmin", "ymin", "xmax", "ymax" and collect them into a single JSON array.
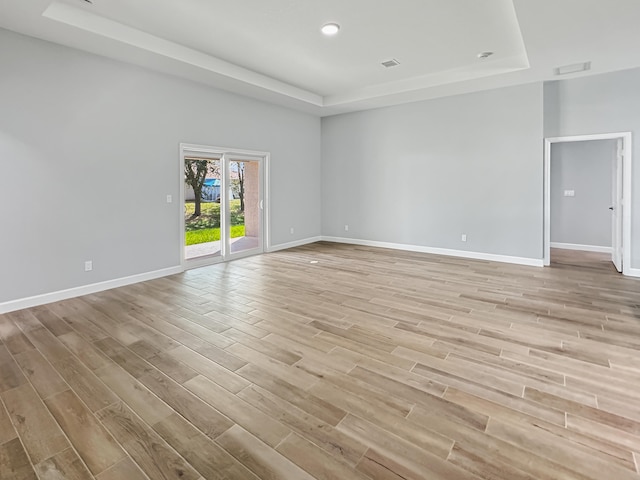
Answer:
[{"xmin": 609, "ymin": 206, "xmax": 614, "ymax": 210}]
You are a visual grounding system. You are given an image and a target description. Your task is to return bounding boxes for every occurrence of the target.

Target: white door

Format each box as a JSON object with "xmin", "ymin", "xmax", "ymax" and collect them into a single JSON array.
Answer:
[
  {"xmin": 611, "ymin": 139, "xmax": 623, "ymax": 272},
  {"xmin": 221, "ymin": 153, "xmax": 264, "ymax": 260},
  {"xmin": 181, "ymin": 144, "xmax": 268, "ymax": 268}
]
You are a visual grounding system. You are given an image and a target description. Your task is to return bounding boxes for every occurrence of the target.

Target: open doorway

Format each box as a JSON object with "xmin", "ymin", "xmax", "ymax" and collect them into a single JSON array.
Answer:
[
  {"xmin": 180, "ymin": 144, "xmax": 269, "ymax": 269},
  {"xmin": 544, "ymin": 132, "xmax": 632, "ymax": 275}
]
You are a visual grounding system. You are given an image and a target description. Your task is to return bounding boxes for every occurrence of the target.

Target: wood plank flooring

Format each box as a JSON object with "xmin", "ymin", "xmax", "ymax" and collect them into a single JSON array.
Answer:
[
  {"xmin": 551, "ymin": 248, "xmax": 618, "ymax": 273},
  {"xmin": 1, "ymin": 241, "xmax": 640, "ymax": 479}
]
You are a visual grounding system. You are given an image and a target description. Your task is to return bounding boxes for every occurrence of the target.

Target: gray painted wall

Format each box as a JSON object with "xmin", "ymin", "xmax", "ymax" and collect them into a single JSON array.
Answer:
[
  {"xmin": 321, "ymin": 83, "xmax": 544, "ymax": 260},
  {"xmin": 544, "ymin": 69, "xmax": 640, "ymax": 268},
  {"xmin": 0, "ymin": 29, "xmax": 321, "ymax": 303},
  {"xmin": 4, "ymin": 26, "xmax": 640, "ymax": 305},
  {"xmin": 550, "ymin": 140, "xmax": 615, "ymax": 247}
]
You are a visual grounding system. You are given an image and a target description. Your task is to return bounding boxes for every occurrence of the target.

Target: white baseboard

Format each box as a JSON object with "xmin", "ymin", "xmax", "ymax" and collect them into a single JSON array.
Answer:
[
  {"xmin": 321, "ymin": 236, "xmax": 544, "ymax": 267},
  {"xmin": 1, "ymin": 236, "xmax": 322, "ymax": 315},
  {"xmin": 267, "ymin": 236, "xmax": 322, "ymax": 253},
  {"xmin": 0, "ymin": 266, "xmax": 184, "ymax": 315},
  {"xmin": 550, "ymin": 242, "xmax": 612, "ymax": 254},
  {"xmin": 17, "ymin": 237, "xmax": 627, "ymax": 315},
  {"xmin": 626, "ymin": 268, "xmax": 640, "ymax": 278}
]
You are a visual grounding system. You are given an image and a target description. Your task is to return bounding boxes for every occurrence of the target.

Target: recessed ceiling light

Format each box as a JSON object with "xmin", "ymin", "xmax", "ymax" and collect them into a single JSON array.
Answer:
[
  {"xmin": 477, "ymin": 51, "xmax": 494, "ymax": 59},
  {"xmin": 321, "ymin": 23, "xmax": 340, "ymax": 36}
]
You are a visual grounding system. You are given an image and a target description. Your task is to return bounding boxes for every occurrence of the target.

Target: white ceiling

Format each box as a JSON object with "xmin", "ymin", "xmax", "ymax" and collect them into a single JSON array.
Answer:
[{"xmin": 2, "ymin": 0, "xmax": 640, "ymax": 116}]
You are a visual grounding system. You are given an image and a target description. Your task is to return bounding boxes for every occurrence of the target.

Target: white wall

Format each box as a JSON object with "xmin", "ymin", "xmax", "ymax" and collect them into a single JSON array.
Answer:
[
  {"xmin": 550, "ymin": 140, "xmax": 615, "ymax": 248},
  {"xmin": 0, "ymin": 29, "xmax": 321, "ymax": 304},
  {"xmin": 321, "ymin": 83, "xmax": 544, "ymax": 260},
  {"xmin": 544, "ymin": 69, "xmax": 640, "ymax": 268}
]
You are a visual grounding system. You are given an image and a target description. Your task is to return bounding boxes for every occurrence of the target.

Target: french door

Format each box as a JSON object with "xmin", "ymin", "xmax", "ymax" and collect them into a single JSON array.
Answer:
[{"xmin": 181, "ymin": 144, "xmax": 267, "ymax": 267}]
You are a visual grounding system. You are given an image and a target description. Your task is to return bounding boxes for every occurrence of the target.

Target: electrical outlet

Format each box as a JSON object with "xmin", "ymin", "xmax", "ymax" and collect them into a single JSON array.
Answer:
[
  {"xmin": 461, "ymin": 234, "xmax": 467, "ymax": 242},
  {"xmin": 344, "ymin": 225, "xmax": 349, "ymax": 232},
  {"xmin": 290, "ymin": 227, "xmax": 294, "ymax": 235},
  {"xmin": 166, "ymin": 194, "xmax": 173, "ymax": 203},
  {"xmin": 84, "ymin": 260, "xmax": 93, "ymax": 272},
  {"xmin": 563, "ymin": 190, "xmax": 575, "ymax": 197}
]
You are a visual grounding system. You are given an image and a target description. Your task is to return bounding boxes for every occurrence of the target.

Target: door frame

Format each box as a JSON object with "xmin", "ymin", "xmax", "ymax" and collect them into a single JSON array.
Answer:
[
  {"xmin": 543, "ymin": 132, "xmax": 632, "ymax": 274},
  {"xmin": 180, "ymin": 143, "xmax": 270, "ymax": 270}
]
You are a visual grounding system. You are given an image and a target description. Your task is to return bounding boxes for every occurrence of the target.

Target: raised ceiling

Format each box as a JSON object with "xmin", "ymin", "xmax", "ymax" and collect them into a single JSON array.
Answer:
[{"xmin": 2, "ymin": 0, "xmax": 640, "ymax": 116}]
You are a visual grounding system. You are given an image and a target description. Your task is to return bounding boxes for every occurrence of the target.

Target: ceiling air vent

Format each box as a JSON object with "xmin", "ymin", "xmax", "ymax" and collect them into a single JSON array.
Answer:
[
  {"xmin": 381, "ymin": 59, "xmax": 400, "ymax": 68},
  {"xmin": 555, "ymin": 62, "xmax": 591, "ymax": 76}
]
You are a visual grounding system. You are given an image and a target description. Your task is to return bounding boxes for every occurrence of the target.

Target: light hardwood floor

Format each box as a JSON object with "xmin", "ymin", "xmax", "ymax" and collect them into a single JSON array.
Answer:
[
  {"xmin": 551, "ymin": 248, "xmax": 619, "ymax": 273},
  {"xmin": 1, "ymin": 242, "xmax": 640, "ymax": 479}
]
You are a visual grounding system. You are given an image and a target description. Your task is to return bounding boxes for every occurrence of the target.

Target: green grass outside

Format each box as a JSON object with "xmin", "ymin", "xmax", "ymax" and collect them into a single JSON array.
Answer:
[
  {"xmin": 185, "ymin": 200, "xmax": 246, "ymax": 246},
  {"xmin": 185, "ymin": 225, "xmax": 245, "ymax": 246}
]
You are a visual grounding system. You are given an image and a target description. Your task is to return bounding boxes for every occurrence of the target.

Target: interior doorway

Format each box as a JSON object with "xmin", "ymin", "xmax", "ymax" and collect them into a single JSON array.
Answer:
[
  {"xmin": 180, "ymin": 144, "xmax": 269, "ymax": 269},
  {"xmin": 544, "ymin": 132, "xmax": 632, "ymax": 275}
]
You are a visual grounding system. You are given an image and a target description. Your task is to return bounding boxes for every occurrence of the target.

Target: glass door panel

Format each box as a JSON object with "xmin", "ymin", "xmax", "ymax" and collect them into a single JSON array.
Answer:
[
  {"xmin": 224, "ymin": 156, "xmax": 263, "ymax": 258},
  {"xmin": 184, "ymin": 156, "xmax": 222, "ymax": 260}
]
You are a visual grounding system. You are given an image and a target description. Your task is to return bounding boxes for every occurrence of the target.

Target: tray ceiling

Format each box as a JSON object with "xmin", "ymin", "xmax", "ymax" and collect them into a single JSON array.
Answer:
[{"xmin": 2, "ymin": 0, "xmax": 640, "ymax": 115}]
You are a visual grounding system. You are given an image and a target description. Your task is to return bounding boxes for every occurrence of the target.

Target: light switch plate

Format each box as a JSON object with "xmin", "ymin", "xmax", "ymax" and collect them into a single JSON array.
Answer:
[{"xmin": 564, "ymin": 190, "xmax": 575, "ymax": 197}]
